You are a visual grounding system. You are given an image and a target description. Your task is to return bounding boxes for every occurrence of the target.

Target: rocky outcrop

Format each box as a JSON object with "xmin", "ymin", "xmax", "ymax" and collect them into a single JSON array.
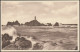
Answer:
[
  {"xmin": 7, "ymin": 20, "xmax": 20, "ymax": 26},
  {"xmin": 14, "ymin": 37, "xmax": 32, "ymax": 50}
]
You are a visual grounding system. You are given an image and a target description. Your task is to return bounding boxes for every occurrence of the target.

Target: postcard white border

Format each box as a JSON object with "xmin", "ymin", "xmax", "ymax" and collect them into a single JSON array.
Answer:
[{"xmin": 1, "ymin": 0, "xmax": 79, "ymax": 51}]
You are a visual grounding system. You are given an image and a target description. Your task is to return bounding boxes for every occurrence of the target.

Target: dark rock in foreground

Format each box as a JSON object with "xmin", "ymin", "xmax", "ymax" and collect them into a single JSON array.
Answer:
[
  {"xmin": 2, "ymin": 33, "xmax": 12, "ymax": 48},
  {"xmin": 3, "ymin": 44, "xmax": 18, "ymax": 50},
  {"xmin": 14, "ymin": 37, "xmax": 32, "ymax": 50}
]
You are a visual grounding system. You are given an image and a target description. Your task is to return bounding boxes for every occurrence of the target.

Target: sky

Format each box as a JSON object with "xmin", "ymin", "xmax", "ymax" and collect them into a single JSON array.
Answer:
[{"xmin": 1, "ymin": 1, "xmax": 79, "ymax": 25}]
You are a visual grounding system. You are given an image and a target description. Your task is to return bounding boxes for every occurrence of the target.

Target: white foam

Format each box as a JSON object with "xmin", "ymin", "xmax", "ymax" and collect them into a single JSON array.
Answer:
[{"xmin": 1, "ymin": 26, "xmax": 18, "ymax": 42}]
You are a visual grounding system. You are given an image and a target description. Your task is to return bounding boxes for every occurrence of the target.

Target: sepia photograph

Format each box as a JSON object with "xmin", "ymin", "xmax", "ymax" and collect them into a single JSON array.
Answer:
[{"xmin": 1, "ymin": 0, "xmax": 79, "ymax": 51}]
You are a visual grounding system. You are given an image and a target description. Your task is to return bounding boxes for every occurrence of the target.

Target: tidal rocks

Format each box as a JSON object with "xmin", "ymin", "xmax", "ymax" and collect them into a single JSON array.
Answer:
[
  {"xmin": 1, "ymin": 26, "xmax": 18, "ymax": 42},
  {"xmin": 2, "ymin": 36, "xmax": 32, "ymax": 50},
  {"xmin": 2, "ymin": 44, "xmax": 18, "ymax": 50},
  {"xmin": 2, "ymin": 33, "xmax": 12, "ymax": 48},
  {"xmin": 14, "ymin": 37, "xmax": 32, "ymax": 50},
  {"xmin": 33, "ymin": 43, "xmax": 43, "ymax": 50},
  {"xmin": 75, "ymin": 46, "xmax": 78, "ymax": 50}
]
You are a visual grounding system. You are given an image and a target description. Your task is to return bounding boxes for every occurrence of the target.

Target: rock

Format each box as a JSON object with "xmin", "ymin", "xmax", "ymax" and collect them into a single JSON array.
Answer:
[
  {"xmin": 75, "ymin": 46, "xmax": 78, "ymax": 50},
  {"xmin": 15, "ymin": 37, "xmax": 32, "ymax": 50},
  {"xmin": 33, "ymin": 43, "xmax": 43, "ymax": 50},
  {"xmin": 2, "ymin": 40, "xmax": 11, "ymax": 49},
  {"xmin": 2, "ymin": 44, "xmax": 18, "ymax": 50},
  {"xmin": 2, "ymin": 33, "xmax": 12, "ymax": 48}
]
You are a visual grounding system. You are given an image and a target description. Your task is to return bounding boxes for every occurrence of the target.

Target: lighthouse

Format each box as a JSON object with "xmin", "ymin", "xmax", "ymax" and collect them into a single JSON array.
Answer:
[{"xmin": 35, "ymin": 16, "xmax": 36, "ymax": 20}]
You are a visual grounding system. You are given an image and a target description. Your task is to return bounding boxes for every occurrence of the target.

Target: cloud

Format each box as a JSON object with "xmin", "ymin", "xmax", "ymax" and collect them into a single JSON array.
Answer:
[
  {"xmin": 52, "ymin": 4, "xmax": 77, "ymax": 18},
  {"xmin": 1, "ymin": 1, "xmax": 78, "ymax": 25}
]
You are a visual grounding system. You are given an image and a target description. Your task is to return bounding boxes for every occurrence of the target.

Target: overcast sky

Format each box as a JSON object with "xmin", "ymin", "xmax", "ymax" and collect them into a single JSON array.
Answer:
[{"xmin": 1, "ymin": 1, "xmax": 79, "ymax": 25}]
